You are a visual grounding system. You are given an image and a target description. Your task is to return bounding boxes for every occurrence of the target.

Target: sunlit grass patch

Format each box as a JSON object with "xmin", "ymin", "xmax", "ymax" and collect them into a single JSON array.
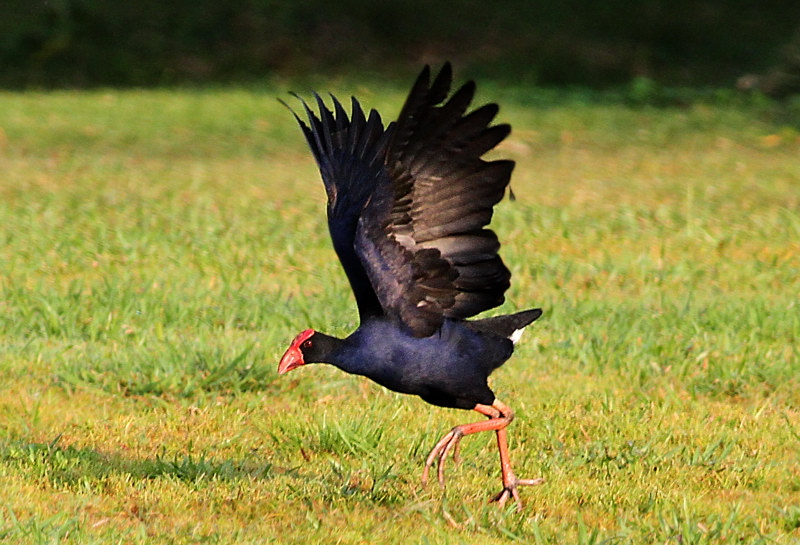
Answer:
[{"xmin": 0, "ymin": 83, "xmax": 798, "ymax": 543}]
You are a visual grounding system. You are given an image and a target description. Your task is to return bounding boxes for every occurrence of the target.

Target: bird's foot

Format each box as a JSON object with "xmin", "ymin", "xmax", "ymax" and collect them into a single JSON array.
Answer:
[
  {"xmin": 490, "ymin": 473, "xmax": 545, "ymax": 510},
  {"xmin": 422, "ymin": 427, "xmax": 465, "ymax": 487}
]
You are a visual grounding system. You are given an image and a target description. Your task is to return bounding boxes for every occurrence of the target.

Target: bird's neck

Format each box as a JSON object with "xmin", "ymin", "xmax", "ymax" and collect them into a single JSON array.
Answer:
[
  {"xmin": 305, "ymin": 331, "xmax": 347, "ymax": 366},
  {"xmin": 311, "ymin": 329, "xmax": 376, "ymax": 377}
]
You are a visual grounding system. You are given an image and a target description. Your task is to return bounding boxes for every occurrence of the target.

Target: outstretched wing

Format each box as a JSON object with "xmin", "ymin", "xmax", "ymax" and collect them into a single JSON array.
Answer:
[
  {"xmin": 355, "ymin": 63, "xmax": 514, "ymax": 337},
  {"xmin": 286, "ymin": 94, "xmax": 394, "ymax": 320}
]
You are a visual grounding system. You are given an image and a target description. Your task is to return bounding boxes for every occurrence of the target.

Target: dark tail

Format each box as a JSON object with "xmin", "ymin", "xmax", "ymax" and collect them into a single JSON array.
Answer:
[{"xmin": 466, "ymin": 308, "xmax": 542, "ymax": 339}]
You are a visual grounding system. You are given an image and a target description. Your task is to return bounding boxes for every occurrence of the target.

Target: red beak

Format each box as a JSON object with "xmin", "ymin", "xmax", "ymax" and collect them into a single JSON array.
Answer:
[
  {"xmin": 278, "ymin": 345, "xmax": 304, "ymax": 374},
  {"xmin": 279, "ymin": 329, "xmax": 314, "ymax": 375}
]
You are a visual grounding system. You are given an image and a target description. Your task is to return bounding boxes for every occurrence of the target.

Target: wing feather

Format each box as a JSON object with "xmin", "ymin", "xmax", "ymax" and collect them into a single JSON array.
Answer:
[
  {"xmin": 284, "ymin": 94, "xmax": 393, "ymax": 320},
  {"xmin": 354, "ymin": 63, "xmax": 514, "ymax": 337},
  {"xmin": 288, "ymin": 64, "xmax": 516, "ymax": 337}
]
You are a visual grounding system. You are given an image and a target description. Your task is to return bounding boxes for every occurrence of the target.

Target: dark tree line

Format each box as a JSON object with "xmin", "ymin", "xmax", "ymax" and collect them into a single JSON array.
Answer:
[{"xmin": 3, "ymin": 0, "xmax": 799, "ymax": 89}]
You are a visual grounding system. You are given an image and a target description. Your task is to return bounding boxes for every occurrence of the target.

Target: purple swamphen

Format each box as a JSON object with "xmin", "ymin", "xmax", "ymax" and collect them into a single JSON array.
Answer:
[{"xmin": 279, "ymin": 63, "xmax": 543, "ymax": 508}]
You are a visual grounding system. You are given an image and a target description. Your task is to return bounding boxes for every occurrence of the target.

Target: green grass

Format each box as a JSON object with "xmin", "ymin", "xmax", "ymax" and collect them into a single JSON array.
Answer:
[{"xmin": 0, "ymin": 82, "xmax": 798, "ymax": 544}]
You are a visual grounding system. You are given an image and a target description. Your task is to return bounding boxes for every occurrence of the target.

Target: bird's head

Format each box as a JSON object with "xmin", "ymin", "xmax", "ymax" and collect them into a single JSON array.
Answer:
[{"xmin": 278, "ymin": 329, "xmax": 316, "ymax": 374}]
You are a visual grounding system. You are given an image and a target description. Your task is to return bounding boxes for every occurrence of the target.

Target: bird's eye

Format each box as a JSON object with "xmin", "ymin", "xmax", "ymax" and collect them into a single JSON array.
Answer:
[{"xmin": 302, "ymin": 339, "xmax": 313, "ymax": 349}]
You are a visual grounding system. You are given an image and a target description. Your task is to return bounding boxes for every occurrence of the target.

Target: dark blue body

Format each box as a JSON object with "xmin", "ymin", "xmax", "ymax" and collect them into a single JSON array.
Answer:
[{"xmin": 327, "ymin": 318, "xmax": 514, "ymax": 409}]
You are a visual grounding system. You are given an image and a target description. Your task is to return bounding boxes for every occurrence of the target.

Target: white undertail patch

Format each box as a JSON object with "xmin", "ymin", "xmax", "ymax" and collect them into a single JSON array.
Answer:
[{"xmin": 509, "ymin": 327, "xmax": 525, "ymax": 345}]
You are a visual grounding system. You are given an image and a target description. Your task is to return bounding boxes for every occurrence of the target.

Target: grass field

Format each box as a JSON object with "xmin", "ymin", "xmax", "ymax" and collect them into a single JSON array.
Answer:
[{"xmin": 0, "ymin": 79, "xmax": 798, "ymax": 544}]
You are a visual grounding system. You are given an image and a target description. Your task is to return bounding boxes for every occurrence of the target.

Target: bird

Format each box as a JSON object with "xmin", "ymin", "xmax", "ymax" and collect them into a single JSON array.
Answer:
[{"xmin": 278, "ymin": 63, "xmax": 543, "ymax": 508}]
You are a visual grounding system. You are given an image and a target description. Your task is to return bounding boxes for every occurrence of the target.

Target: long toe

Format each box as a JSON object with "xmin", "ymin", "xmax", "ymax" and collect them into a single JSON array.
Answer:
[
  {"xmin": 437, "ymin": 432, "xmax": 464, "ymax": 486},
  {"xmin": 422, "ymin": 429, "xmax": 464, "ymax": 488},
  {"xmin": 423, "ymin": 430, "xmax": 456, "ymax": 487},
  {"xmin": 423, "ymin": 434, "xmax": 448, "ymax": 486},
  {"xmin": 491, "ymin": 476, "xmax": 545, "ymax": 509}
]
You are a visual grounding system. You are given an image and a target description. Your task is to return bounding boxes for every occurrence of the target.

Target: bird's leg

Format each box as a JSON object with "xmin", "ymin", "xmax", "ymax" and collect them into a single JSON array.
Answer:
[
  {"xmin": 422, "ymin": 399, "xmax": 544, "ymax": 510},
  {"xmin": 489, "ymin": 400, "xmax": 545, "ymax": 509},
  {"xmin": 422, "ymin": 403, "xmax": 502, "ymax": 487},
  {"xmin": 447, "ymin": 404, "xmax": 500, "ymax": 465}
]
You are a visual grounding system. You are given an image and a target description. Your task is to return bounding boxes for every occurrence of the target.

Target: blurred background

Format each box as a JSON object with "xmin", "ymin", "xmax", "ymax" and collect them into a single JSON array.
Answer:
[{"xmin": 3, "ymin": 0, "xmax": 800, "ymax": 96}]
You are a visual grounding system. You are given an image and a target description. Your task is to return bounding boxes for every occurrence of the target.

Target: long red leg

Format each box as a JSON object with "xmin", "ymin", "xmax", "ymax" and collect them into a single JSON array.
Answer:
[
  {"xmin": 422, "ymin": 399, "xmax": 544, "ymax": 509},
  {"xmin": 490, "ymin": 401, "xmax": 545, "ymax": 507}
]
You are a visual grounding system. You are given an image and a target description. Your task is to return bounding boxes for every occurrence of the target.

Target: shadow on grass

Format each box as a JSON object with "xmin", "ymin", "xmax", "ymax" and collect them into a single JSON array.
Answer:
[
  {"xmin": 1, "ymin": 437, "xmax": 408, "ymax": 507},
  {"xmin": 1, "ymin": 437, "xmax": 288, "ymax": 489}
]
